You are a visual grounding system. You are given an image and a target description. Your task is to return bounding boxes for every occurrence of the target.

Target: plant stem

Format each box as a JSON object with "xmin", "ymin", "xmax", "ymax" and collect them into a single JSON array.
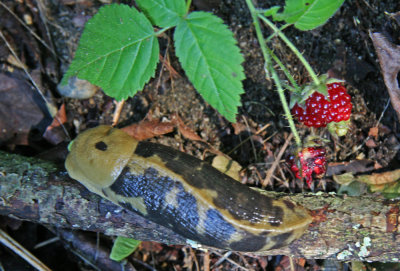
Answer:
[
  {"xmin": 155, "ymin": 27, "xmax": 172, "ymax": 37},
  {"xmin": 186, "ymin": 0, "xmax": 192, "ymax": 13},
  {"xmin": 244, "ymin": 0, "xmax": 301, "ymax": 147},
  {"xmin": 268, "ymin": 48, "xmax": 300, "ymax": 91},
  {"xmin": 258, "ymin": 14, "xmax": 320, "ymax": 86}
]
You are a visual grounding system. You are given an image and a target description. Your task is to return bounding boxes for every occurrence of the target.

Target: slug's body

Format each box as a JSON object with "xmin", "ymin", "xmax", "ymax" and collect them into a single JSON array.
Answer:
[{"xmin": 65, "ymin": 126, "xmax": 311, "ymax": 252}]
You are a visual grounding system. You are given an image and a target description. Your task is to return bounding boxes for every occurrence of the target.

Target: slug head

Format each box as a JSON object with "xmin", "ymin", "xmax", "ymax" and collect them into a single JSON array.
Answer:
[{"xmin": 65, "ymin": 125, "xmax": 138, "ymax": 194}]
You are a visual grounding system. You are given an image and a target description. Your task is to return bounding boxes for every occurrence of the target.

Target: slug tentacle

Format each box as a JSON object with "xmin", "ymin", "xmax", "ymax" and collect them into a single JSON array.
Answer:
[{"xmin": 65, "ymin": 126, "xmax": 312, "ymax": 252}]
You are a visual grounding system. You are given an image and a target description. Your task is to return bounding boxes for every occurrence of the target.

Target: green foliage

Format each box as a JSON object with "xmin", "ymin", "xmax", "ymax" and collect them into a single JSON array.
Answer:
[
  {"xmin": 62, "ymin": 1, "xmax": 245, "ymax": 122},
  {"xmin": 174, "ymin": 12, "xmax": 245, "ymax": 121},
  {"xmin": 370, "ymin": 181, "xmax": 400, "ymax": 199},
  {"xmin": 136, "ymin": 0, "xmax": 186, "ymax": 28},
  {"xmin": 61, "ymin": 4, "xmax": 159, "ymax": 100},
  {"xmin": 337, "ymin": 181, "xmax": 365, "ymax": 196},
  {"xmin": 268, "ymin": 0, "xmax": 345, "ymax": 30},
  {"xmin": 110, "ymin": 236, "xmax": 141, "ymax": 262}
]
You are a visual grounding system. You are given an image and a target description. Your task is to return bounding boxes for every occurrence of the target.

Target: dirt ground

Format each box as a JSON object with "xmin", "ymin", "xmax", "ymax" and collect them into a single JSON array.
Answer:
[{"xmin": 1, "ymin": 0, "xmax": 400, "ymax": 270}]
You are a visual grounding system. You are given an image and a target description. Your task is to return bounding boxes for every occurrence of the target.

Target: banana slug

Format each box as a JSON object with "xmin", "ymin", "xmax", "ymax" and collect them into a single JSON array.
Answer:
[{"xmin": 65, "ymin": 126, "xmax": 311, "ymax": 252}]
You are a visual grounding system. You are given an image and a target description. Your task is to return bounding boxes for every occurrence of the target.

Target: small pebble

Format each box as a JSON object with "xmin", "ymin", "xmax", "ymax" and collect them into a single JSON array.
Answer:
[{"xmin": 57, "ymin": 77, "xmax": 99, "ymax": 99}]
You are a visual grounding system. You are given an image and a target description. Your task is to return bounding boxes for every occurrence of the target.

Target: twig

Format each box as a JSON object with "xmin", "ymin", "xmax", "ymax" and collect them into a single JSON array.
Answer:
[
  {"xmin": 0, "ymin": 1, "xmax": 58, "ymax": 58},
  {"xmin": 112, "ymin": 100, "xmax": 126, "ymax": 126},
  {"xmin": 0, "ymin": 229, "xmax": 52, "ymax": 271},
  {"xmin": 262, "ymin": 133, "xmax": 293, "ymax": 187},
  {"xmin": 242, "ymin": 116, "xmax": 258, "ymax": 162}
]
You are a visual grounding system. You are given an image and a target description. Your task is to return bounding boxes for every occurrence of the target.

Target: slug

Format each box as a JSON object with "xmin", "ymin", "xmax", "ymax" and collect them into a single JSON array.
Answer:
[{"xmin": 65, "ymin": 126, "xmax": 312, "ymax": 252}]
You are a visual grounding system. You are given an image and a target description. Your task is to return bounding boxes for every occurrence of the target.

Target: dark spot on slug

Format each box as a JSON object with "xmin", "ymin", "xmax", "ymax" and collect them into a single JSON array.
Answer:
[
  {"xmin": 229, "ymin": 233, "xmax": 267, "ymax": 252},
  {"xmin": 95, "ymin": 141, "xmax": 108, "ymax": 151},
  {"xmin": 283, "ymin": 200, "xmax": 295, "ymax": 210}
]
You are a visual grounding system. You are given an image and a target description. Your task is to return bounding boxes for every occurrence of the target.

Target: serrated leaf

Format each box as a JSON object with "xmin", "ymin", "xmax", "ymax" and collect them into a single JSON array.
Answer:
[
  {"xmin": 61, "ymin": 4, "xmax": 159, "ymax": 100},
  {"xmin": 174, "ymin": 12, "xmax": 245, "ymax": 122},
  {"xmin": 137, "ymin": 0, "xmax": 186, "ymax": 28},
  {"xmin": 273, "ymin": 0, "xmax": 345, "ymax": 31},
  {"xmin": 110, "ymin": 236, "xmax": 141, "ymax": 262}
]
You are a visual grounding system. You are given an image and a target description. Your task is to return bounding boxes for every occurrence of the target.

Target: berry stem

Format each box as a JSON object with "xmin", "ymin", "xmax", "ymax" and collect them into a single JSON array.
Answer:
[
  {"xmin": 257, "ymin": 14, "xmax": 321, "ymax": 87},
  {"xmin": 245, "ymin": 0, "xmax": 301, "ymax": 147}
]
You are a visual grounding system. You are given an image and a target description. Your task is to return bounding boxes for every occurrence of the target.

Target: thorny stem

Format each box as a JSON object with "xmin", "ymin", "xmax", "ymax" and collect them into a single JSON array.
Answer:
[
  {"xmin": 245, "ymin": 0, "xmax": 301, "ymax": 147},
  {"xmin": 268, "ymin": 48, "xmax": 300, "ymax": 91},
  {"xmin": 258, "ymin": 14, "xmax": 321, "ymax": 86}
]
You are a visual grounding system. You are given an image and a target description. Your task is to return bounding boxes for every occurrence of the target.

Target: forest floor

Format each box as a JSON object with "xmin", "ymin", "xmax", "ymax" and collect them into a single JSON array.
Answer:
[{"xmin": 0, "ymin": 0, "xmax": 400, "ymax": 270}]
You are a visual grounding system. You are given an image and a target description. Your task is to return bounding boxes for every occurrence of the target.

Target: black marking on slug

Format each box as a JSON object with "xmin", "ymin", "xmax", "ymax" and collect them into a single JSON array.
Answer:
[
  {"xmin": 269, "ymin": 232, "xmax": 294, "ymax": 249},
  {"xmin": 95, "ymin": 141, "xmax": 108, "ymax": 151},
  {"xmin": 229, "ymin": 233, "xmax": 267, "ymax": 252},
  {"xmin": 283, "ymin": 200, "xmax": 296, "ymax": 210},
  {"xmin": 110, "ymin": 166, "xmax": 237, "ymax": 247},
  {"xmin": 134, "ymin": 142, "xmax": 286, "ymax": 226}
]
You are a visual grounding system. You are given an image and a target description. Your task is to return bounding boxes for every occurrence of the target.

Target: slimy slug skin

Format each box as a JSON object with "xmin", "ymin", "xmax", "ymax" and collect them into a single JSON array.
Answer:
[{"xmin": 65, "ymin": 126, "xmax": 312, "ymax": 252}]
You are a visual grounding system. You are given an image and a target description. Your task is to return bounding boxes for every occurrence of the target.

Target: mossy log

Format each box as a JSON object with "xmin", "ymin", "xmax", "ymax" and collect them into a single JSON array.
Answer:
[{"xmin": 0, "ymin": 151, "xmax": 399, "ymax": 262}]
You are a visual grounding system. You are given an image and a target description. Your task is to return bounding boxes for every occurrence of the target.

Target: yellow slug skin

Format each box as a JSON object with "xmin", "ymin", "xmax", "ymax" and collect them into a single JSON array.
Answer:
[{"xmin": 66, "ymin": 126, "xmax": 312, "ymax": 252}]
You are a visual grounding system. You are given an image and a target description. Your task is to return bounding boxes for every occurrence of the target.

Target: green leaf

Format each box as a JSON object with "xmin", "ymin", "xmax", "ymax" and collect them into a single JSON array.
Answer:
[
  {"xmin": 263, "ymin": 6, "xmax": 281, "ymax": 17},
  {"xmin": 273, "ymin": 0, "xmax": 345, "ymax": 31},
  {"xmin": 61, "ymin": 4, "xmax": 159, "ymax": 100},
  {"xmin": 137, "ymin": 0, "xmax": 187, "ymax": 28},
  {"xmin": 174, "ymin": 12, "xmax": 245, "ymax": 122},
  {"xmin": 110, "ymin": 237, "xmax": 141, "ymax": 262},
  {"xmin": 337, "ymin": 181, "xmax": 365, "ymax": 196}
]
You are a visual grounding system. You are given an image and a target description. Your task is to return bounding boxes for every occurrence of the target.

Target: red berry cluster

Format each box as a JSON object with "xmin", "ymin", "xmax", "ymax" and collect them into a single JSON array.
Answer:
[
  {"xmin": 288, "ymin": 147, "xmax": 327, "ymax": 187},
  {"xmin": 291, "ymin": 83, "xmax": 352, "ymax": 128}
]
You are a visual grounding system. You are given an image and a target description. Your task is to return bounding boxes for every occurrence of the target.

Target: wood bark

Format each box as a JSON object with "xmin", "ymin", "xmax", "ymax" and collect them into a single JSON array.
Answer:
[{"xmin": 0, "ymin": 151, "xmax": 399, "ymax": 262}]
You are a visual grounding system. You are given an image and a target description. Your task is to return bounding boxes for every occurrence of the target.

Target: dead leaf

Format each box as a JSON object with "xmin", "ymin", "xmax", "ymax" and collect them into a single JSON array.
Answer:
[
  {"xmin": 231, "ymin": 121, "xmax": 247, "ymax": 135},
  {"xmin": 365, "ymin": 138, "xmax": 378, "ymax": 148},
  {"xmin": 172, "ymin": 114, "xmax": 203, "ymax": 142},
  {"xmin": 121, "ymin": 119, "xmax": 175, "ymax": 140},
  {"xmin": 357, "ymin": 169, "xmax": 400, "ymax": 185},
  {"xmin": 368, "ymin": 126, "xmax": 379, "ymax": 139},
  {"xmin": 43, "ymin": 104, "xmax": 68, "ymax": 145},
  {"xmin": 139, "ymin": 241, "xmax": 164, "ymax": 253},
  {"xmin": 0, "ymin": 72, "xmax": 50, "ymax": 147},
  {"xmin": 370, "ymin": 29, "xmax": 400, "ymax": 120}
]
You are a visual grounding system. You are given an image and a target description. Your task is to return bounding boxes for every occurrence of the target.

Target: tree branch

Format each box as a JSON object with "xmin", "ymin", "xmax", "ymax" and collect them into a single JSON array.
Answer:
[{"xmin": 0, "ymin": 151, "xmax": 399, "ymax": 262}]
